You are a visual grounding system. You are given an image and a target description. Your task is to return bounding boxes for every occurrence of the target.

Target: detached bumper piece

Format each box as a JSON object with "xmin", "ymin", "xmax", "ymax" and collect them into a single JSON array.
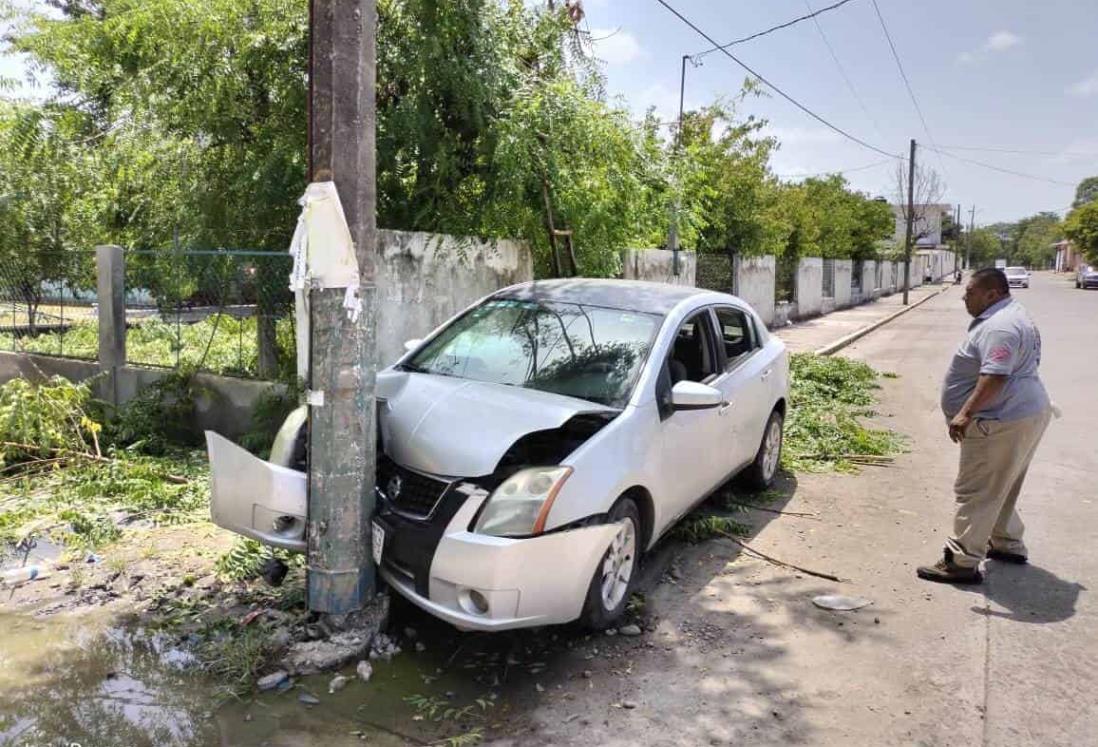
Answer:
[{"xmin": 205, "ymin": 432, "xmax": 307, "ymax": 552}]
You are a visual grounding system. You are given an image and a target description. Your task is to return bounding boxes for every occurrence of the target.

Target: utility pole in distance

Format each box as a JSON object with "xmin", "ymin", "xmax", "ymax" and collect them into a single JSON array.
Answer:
[
  {"xmin": 668, "ymin": 54, "xmax": 691, "ymax": 276},
  {"xmin": 966, "ymin": 204, "xmax": 976, "ymax": 270},
  {"xmin": 902, "ymin": 138, "xmax": 916, "ymax": 306},
  {"xmin": 307, "ymin": 0, "xmax": 378, "ymax": 614}
]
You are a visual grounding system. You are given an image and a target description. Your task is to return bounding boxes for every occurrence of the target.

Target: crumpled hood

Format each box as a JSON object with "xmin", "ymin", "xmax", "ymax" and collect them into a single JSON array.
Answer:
[{"xmin": 377, "ymin": 371, "xmax": 616, "ymax": 478}]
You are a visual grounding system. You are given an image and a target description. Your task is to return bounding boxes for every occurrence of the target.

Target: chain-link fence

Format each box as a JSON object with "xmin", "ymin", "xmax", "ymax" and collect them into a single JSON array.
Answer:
[
  {"xmin": 123, "ymin": 250, "xmax": 295, "ymax": 379},
  {"xmin": 0, "ymin": 250, "xmax": 99, "ymax": 360}
]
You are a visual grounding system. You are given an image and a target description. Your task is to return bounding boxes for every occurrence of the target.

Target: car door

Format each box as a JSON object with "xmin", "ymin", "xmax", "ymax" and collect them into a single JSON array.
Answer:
[
  {"xmin": 654, "ymin": 309, "xmax": 728, "ymax": 521},
  {"xmin": 708, "ymin": 305, "xmax": 773, "ymax": 474}
]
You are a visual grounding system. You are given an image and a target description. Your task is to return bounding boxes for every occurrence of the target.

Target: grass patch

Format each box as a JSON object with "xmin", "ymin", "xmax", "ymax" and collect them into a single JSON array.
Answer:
[
  {"xmin": 783, "ymin": 353, "xmax": 905, "ymax": 473},
  {"xmin": 671, "ymin": 513, "xmax": 750, "ymax": 544}
]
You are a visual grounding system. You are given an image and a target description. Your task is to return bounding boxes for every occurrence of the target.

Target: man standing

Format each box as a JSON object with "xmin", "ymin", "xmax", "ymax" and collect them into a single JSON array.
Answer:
[{"xmin": 917, "ymin": 268, "xmax": 1051, "ymax": 584}]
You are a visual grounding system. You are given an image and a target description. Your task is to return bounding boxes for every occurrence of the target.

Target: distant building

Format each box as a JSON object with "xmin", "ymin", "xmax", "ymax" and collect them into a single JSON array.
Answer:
[
  {"xmin": 1053, "ymin": 240, "xmax": 1084, "ymax": 272},
  {"xmin": 891, "ymin": 204, "xmax": 953, "ymax": 248}
]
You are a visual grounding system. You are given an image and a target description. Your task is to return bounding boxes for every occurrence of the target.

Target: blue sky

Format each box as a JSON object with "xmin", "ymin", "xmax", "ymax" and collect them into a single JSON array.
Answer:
[
  {"xmin": 3, "ymin": 0, "xmax": 1097, "ymax": 224},
  {"xmin": 583, "ymin": 0, "xmax": 1098, "ymax": 223}
]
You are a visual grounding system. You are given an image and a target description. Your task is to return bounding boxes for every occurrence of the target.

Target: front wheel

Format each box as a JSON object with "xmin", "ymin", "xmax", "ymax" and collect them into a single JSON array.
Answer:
[
  {"xmin": 741, "ymin": 409, "xmax": 784, "ymax": 491},
  {"xmin": 579, "ymin": 497, "xmax": 640, "ymax": 629}
]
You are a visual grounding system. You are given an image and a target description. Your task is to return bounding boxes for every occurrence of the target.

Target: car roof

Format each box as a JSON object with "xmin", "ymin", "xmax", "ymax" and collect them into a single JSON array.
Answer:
[{"xmin": 492, "ymin": 278, "xmax": 710, "ymax": 314}]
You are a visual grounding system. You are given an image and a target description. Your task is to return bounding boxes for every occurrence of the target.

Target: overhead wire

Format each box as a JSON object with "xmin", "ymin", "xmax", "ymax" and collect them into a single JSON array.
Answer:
[
  {"xmin": 867, "ymin": 0, "xmax": 951, "ymax": 187},
  {"xmin": 693, "ymin": 0, "xmax": 859, "ymax": 60},
  {"xmin": 654, "ymin": 0, "xmax": 900, "ymax": 160},
  {"xmin": 776, "ymin": 158, "xmax": 895, "ymax": 179},
  {"xmin": 923, "ymin": 146, "xmax": 1078, "ymax": 188},
  {"xmin": 935, "ymin": 145, "xmax": 1098, "ymax": 159},
  {"xmin": 802, "ymin": 0, "xmax": 885, "ymax": 143}
]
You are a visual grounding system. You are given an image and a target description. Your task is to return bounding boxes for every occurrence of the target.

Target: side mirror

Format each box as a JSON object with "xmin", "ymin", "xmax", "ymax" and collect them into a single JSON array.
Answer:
[
  {"xmin": 403, "ymin": 338, "xmax": 422, "ymax": 353},
  {"xmin": 671, "ymin": 380, "xmax": 723, "ymax": 411}
]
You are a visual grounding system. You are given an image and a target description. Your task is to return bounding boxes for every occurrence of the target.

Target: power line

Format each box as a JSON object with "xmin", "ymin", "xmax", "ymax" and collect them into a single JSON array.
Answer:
[
  {"xmin": 923, "ymin": 146, "xmax": 1078, "ymax": 187},
  {"xmin": 802, "ymin": 0, "xmax": 885, "ymax": 142},
  {"xmin": 868, "ymin": 0, "xmax": 948, "ymax": 178},
  {"xmin": 693, "ymin": 0, "xmax": 859, "ymax": 59},
  {"xmin": 936, "ymin": 145, "xmax": 1098, "ymax": 159},
  {"xmin": 654, "ymin": 0, "xmax": 899, "ymax": 160},
  {"xmin": 776, "ymin": 158, "xmax": 895, "ymax": 179}
]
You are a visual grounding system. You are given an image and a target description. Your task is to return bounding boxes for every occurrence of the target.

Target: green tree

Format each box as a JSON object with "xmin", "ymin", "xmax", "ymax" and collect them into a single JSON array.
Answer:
[
  {"xmin": 1073, "ymin": 176, "xmax": 1098, "ymax": 209},
  {"xmin": 1064, "ymin": 202, "xmax": 1098, "ymax": 264},
  {"xmin": 0, "ymin": 104, "xmax": 103, "ymax": 331}
]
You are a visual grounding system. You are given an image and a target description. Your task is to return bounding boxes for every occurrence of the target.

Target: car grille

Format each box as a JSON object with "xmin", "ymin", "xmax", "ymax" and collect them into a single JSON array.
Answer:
[{"xmin": 377, "ymin": 457, "xmax": 450, "ymax": 518}]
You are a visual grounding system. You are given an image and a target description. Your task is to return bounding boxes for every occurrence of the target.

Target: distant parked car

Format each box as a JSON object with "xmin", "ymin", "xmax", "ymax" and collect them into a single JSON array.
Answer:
[
  {"xmin": 1076, "ymin": 264, "xmax": 1098, "ymax": 290},
  {"xmin": 1005, "ymin": 266, "xmax": 1030, "ymax": 289},
  {"xmin": 206, "ymin": 280, "xmax": 789, "ymax": 631}
]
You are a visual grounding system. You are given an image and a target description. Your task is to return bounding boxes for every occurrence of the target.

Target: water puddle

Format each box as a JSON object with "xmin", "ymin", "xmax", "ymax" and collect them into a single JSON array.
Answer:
[{"xmin": 0, "ymin": 601, "xmax": 578, "ymax": 746}]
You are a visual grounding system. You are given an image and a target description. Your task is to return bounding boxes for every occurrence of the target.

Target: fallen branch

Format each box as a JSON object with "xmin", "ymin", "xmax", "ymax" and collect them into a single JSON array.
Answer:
[
  {"xmin": 716, "ymin": 529, "xmax": 843, "ymax": 583},
  {"xmin": 728, "ymin": 502, "xmax": 820, "ymax": 519},
  {"xmin": 0, "ymin": 441, "xmax": 110, "ymax": 464}
]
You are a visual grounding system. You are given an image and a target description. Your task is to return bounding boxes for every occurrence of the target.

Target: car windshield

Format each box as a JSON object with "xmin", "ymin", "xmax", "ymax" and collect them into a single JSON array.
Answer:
[
  {"xmin": 1006, "ymin": 267, "xmax": 1026, "ymax": 275},
  {"xmin": 403, "ymin": 299, "xmax": 661, "ymax": 407}
]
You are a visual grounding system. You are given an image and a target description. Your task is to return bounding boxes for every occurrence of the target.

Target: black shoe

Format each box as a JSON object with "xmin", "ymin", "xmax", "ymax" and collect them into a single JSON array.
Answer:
[
  {"xmin": 916, "ymin": 550, "xmax": 983, "ymax": 585},
  {"xmin": 986, "ymin": 547, "xmax": 1028, "ymax": 564}
]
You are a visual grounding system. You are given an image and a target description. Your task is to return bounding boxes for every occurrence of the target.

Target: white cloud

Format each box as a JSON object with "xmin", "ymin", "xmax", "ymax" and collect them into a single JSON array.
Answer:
[
  {"xmin": 1068, "ymin": 70, "xmax": 1098, "ymax": 98},
  {"xmin": 958, "ymin": 30, "xmax": 1022, "ymax": 63},
  {"xmin": 984, "ymin": 30, "xmax": 1021, "ymax": 52},
  {"xmin": 588, "ymin": 28, "xmax": 643, "ymax": 66}
]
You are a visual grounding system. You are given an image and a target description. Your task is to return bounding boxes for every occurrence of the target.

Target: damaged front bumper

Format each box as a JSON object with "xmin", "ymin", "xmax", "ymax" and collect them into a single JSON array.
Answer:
[
  {"xmin": 206, "ymin": 432, "xmax": 617, "ymax": 632},
  {"xmin": 378, "ymin": 489, "xmax": 618, "ymax": 632}
]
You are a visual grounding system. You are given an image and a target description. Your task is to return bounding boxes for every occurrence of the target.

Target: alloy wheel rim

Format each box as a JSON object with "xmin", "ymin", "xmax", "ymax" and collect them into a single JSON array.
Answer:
[
  {"xmin": 601, "ymin": 518, "xmax": 636, "ymax": 610},
  {"xmin": 762, "ymin": 419, "xmax": 782, "ymax": 480}
]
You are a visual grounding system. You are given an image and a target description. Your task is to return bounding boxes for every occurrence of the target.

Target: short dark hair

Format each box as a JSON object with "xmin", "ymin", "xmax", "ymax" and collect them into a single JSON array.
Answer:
[{"xmin": 971, "ymin": 267, "xmax": 1009, "ymax": 294}]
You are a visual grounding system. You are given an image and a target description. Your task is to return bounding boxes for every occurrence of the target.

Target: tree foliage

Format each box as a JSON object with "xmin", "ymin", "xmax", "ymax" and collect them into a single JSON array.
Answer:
[
  {"xmin": 2, "ymin": 0, "xmax": 902, "ymax": 280},
  {"xmin": 1064, "ymin": 201, "xmax": 1098, "ymax": 264}
]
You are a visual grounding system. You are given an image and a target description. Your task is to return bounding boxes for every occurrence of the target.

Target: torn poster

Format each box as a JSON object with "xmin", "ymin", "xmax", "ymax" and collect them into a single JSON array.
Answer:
[{"xmin": 288, "ymin": 181, "xmax": 362, "ymax": 380}]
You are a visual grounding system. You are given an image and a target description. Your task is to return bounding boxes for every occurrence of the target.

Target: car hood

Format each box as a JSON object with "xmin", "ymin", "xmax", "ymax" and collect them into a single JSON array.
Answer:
[{"xmin": 376, "ymin": 371, "xmax": 618, "ymax": 478}]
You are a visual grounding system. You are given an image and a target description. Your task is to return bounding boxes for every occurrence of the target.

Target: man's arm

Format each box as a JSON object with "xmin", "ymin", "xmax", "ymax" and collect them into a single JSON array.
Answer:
[{"xmin": 949, "ymin": 374, "xmax": 1008, "ymax": 442}]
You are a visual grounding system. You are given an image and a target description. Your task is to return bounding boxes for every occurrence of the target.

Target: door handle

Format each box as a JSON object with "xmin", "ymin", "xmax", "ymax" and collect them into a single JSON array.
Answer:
[
  {"xmin": 718, "ymin": 401, "xmax": 733, "ymax": 416},
  {"xmin": 761, "ymin": 368, "xmax": 773, "ymax": 381}
]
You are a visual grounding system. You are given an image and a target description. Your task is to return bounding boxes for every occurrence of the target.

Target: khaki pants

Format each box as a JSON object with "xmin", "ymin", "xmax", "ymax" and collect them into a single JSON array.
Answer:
[{"xmin": 946, "ymin": 408, "xmax": 1052, "ymax": 568}]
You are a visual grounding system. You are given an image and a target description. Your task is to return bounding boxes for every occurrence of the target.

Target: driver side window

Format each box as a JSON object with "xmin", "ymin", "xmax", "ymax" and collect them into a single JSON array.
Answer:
[{"xmin": 668, "ymin": 311, "xmax": 718, "ymax": 385}]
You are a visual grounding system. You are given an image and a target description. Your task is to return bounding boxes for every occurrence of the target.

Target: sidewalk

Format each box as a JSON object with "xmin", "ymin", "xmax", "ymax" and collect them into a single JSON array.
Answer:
[{"xmin": 774, "ymin": 283, "xmax": 951, "ymax": 353}]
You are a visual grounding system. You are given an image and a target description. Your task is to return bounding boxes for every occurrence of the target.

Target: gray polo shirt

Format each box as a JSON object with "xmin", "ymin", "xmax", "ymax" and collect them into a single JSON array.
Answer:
[{"xmin": 940, "ymin": 297, "xmax": 1049, "ymax": 421}]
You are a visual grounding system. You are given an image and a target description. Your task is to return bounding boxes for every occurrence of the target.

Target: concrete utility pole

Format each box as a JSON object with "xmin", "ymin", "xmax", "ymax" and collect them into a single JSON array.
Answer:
[
  {"xmin": 902, "ymin": 138, "xmax": 916, "ymax": 306},
  {"xmin": 306, "ymin": 0, "xmax": 378, "ymax": 614},
  {"xmin": 667, "ymin": 54, "xmax": 691, "ymax": 277}
]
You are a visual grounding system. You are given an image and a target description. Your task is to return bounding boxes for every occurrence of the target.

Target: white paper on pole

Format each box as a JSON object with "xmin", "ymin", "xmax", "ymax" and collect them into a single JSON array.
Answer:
[{"xmin": 287, "ymin": 181, "xmax": 363, "ymax": 382}]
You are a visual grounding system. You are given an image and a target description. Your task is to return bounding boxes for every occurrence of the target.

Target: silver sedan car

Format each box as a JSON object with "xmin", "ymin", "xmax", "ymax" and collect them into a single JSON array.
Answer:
[{"xmin": 207, "ymin": 280, "xmax": 789, "ymax": 631}]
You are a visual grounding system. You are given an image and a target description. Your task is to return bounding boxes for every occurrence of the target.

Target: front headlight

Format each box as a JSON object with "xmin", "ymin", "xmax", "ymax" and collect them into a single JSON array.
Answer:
[{"xmin": 473, "ymin": 466, "xmax": 573, "ymax": 537}]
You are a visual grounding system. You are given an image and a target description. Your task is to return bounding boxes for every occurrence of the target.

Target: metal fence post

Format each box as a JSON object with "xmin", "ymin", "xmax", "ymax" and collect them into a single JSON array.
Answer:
[{"xmin": 96, "ymin": 245, "xmax": 126, "ymax": 405}]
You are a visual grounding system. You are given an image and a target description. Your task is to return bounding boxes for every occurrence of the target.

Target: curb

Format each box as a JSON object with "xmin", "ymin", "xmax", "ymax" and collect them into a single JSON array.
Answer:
[{"xmin": 814, "ymin": 285, "xmax": 950, "ymax": 357}]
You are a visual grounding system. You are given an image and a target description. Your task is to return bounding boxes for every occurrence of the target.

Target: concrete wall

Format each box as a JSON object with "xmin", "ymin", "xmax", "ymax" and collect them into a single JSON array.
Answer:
[
  {"xmin": 795, "ymin": 257, "xmax": 824, "ymax": 318},
  {"xmin": 833, "ymin": 259, "xmax": 853, "ymax": 308},
  {"xmin": 863, "ymin": 260, "xmax": 878, "ymax": 299},
  {"xmin": 0, "ymin": 351, "xmax": 276, "ymax": 439},
  {"xmin": 620, "ymin": 249, "xmax": 696, "ymax": 287},
  {"xmin": 734, "ymin": 255, "xmax": 776, "ymax": 326},
  {"xmin": 375, "ymin": 230, "xmax": 532, "ymax": 366}
]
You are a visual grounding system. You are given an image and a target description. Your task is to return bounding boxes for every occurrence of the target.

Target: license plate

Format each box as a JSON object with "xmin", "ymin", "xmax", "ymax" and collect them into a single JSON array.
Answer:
[{"xmin": 371, "ymin": 522, "xmax": 385, "ymax": 566}]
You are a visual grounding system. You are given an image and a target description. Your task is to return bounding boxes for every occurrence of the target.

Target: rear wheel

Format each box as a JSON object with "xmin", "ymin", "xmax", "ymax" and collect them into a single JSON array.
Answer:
[
  {"xmin": 579, "ymin": 497, "xmax": 640, "ymax": 629},
  {"xmin": 741, "ymin": 409, "xmax": 784, "ymax": 491}
]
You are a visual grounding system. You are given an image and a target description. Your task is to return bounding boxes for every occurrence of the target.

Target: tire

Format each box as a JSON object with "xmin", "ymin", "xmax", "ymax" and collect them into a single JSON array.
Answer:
[
  {"xmin": 740, "ymin": 409, "xmax": 784, "ymax": 491},
  {"xmin": 579, "ymin": 497, "xmax": 641, "ymax": 630}
]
